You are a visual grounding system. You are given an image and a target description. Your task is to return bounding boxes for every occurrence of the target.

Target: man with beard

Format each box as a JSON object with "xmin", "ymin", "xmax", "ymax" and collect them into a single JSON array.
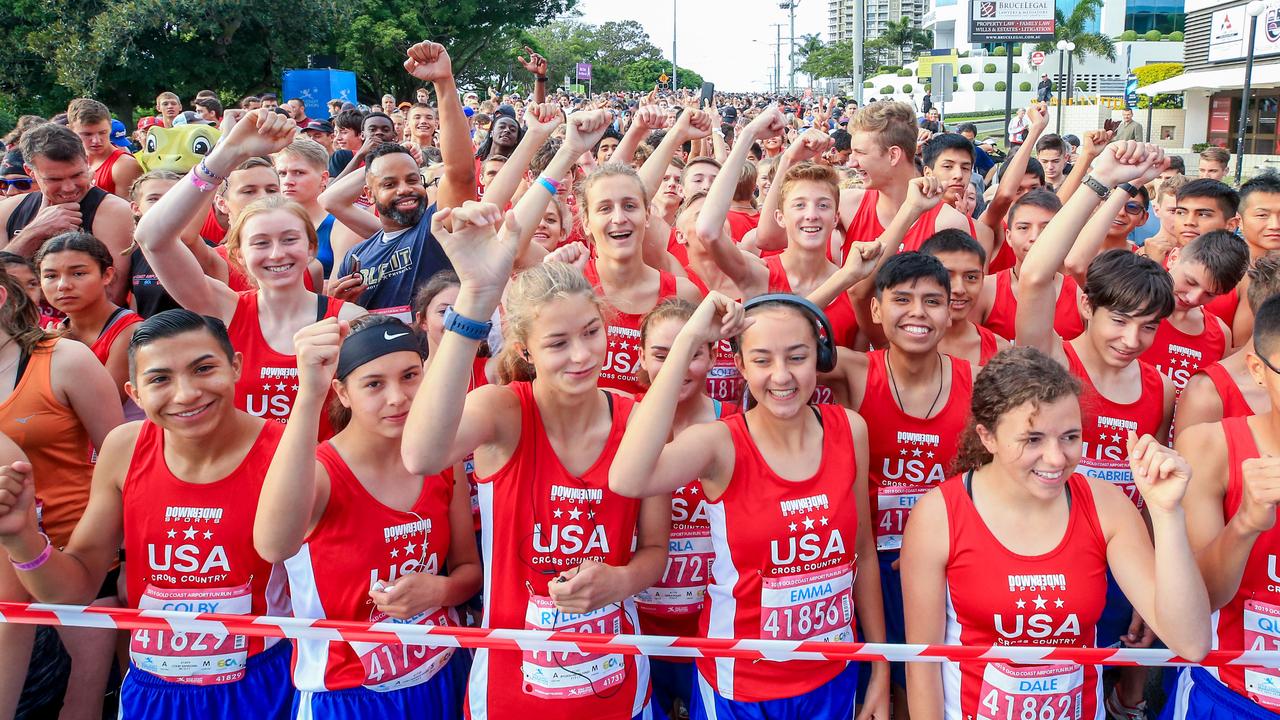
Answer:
[
  {"xmin": 0, "ymin": 123, "xmax": 134, "ymax": 303},
  {"xmin": 332, "ymin": 42, "xmax": 473, "ymax": 321}
]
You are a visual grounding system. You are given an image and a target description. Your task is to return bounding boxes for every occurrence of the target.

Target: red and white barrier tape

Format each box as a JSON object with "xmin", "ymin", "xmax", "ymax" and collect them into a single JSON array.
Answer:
[{"xmin": 0, "ymin": 601, "xmax": 1271, "ymax": 668}]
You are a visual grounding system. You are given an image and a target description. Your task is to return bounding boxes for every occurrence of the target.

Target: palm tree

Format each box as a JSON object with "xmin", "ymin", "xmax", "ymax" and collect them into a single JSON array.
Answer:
[
  {"xmin": 792, "ymin": 33, "xmax": 825, "ymax": 89},
  {"xmin": 1035, "ymin": 0, "xmax": 1117, "ymax": 63},
  {"xmin": 879, "ymin": 17, "xmax": 934, "ymax": 66}
]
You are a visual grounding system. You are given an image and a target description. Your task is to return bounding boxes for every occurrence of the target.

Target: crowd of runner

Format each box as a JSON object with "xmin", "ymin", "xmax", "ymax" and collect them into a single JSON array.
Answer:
[{"xmin": 0, "ymin": 37, "xmax": 1276, "ymax": 720}]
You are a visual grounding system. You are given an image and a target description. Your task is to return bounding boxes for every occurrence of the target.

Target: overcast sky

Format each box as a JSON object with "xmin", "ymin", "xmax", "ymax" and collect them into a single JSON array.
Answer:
[{"xmin": 571, "ymin": 0, "xmax": 831, "ymax": 92}]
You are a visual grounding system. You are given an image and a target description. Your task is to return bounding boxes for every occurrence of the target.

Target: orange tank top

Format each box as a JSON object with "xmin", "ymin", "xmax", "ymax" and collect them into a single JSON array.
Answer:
[{"xmin": 0, "ymin": 339, "xmax": 96, "ymax": 546}]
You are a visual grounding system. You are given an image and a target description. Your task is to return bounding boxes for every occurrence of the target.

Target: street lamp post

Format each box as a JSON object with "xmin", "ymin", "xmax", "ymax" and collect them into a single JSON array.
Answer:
[
  {"xmin": 780, "ymin": 0, "xmax": 800, "ymax": 93},
  {"xmin": 1064, "ymin": 41, "xmax": 1077, "ymax": 106},
  {"xmin": 672, "ymin": 0, "xmax": 678, "ymax": 90},
  {"xmin": 1236, "ymin": 0, "xmax": 1266, "ymax": 183},
  {"xmin": 1055, "ymin": 40, "xmax": 1068, "ymax": 134}
]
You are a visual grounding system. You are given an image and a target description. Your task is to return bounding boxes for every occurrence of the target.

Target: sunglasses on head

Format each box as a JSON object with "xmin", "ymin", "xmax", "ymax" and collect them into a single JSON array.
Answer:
[{"xmin": 0, "ymin": 178, "xmax": 32, "ymax": 191}]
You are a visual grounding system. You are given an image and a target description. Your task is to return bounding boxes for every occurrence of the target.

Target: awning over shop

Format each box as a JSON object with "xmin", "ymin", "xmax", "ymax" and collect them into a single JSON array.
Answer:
[{"xmin": 1142, "ymin": 64, "xmax": 1280, "ymax": 94}]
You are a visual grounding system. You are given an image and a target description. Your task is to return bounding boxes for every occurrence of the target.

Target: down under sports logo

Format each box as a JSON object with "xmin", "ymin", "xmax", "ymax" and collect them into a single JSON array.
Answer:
[{"xmin": 1268, "ymin": 6, "xmax": 1280, "ymax": 42}]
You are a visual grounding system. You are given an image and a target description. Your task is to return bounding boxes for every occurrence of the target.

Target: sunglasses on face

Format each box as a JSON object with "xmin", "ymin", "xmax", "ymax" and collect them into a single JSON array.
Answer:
[
  {"xmin": 0, "ymin": 178, "xmax": 32, "ymax": 191},
  {"xmin": 1122, "ymin": 201, "xmax": 1145, "ymax": 216}
]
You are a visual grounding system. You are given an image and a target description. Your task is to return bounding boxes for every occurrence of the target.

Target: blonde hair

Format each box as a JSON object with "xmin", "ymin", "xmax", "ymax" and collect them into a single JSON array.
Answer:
[
  {"xmin": 576, "ymin": 162, "xmax": 649, "ymax": 218},
  {"xmin": 275, "ymin": 138, "xmax": 329, "ymax": 172},
  {"xmin": 223, "ymin": 195, "xmax": 318, "ymax": 271},
  {"xmin": 1155, "ymin": 174, "xmax": 1189, "ymax": 204},
  {"xmin": 850, "ymin": 101, "xmax": 918, "ymax": 158},
  {"xmin": 779, "ymin": 161, "xmax": 840, "ymax": 205},
  {"xmin": 734, "ymin": 161, "xmax": 759, "ymax": 206},
  {"xmin": 155, "ymin": 91, "xmax": 179, "ymax": 104},
  {"xmin": 497, "ymin": 262, "xmax": 605, "ymax": 383}
]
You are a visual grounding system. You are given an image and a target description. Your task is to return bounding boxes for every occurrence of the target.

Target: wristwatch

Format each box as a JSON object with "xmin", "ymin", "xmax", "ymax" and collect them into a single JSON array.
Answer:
[
  {"xmin": 1082, "ymin": 175, "xmax": 1111, "ymax": 200},
  {"xmin": 443, "ymin": 306, "xmax": 492, "ymax": 341},
  {"xmin": 1117, "ymin": 182, "xmax": 1140, "ymax": 198}
]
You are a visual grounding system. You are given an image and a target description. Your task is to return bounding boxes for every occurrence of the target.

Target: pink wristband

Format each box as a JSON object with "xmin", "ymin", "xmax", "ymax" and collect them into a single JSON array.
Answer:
[
  {"xmin": 189, "ymin": 171, "xmax": 216, "ymax": 193},
  {"xmin": 11, "ymin": 532, "xmax": 52, "ymax": 571}
]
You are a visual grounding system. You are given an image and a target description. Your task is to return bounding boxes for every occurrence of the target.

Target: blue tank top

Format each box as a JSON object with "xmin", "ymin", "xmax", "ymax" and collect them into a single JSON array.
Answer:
[{"xmin": 315, "ymin": 214, "xmax": 336, "ymax": 277}]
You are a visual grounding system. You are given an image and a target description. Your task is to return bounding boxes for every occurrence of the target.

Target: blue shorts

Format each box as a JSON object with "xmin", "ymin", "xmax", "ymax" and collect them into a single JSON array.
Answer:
[
  {"xmin": 878, "ymin": 550, "xmax": 907, "ymax": 688},
  {"xmin": 650, "ymin": 658, "xmax": 696, "ymax": 717},
  {"xmin": 119, "ymin": 639, "xmax": 293, "ymax": 720},
  {"xmin": 691, "ymin": 661, "xmax": 858, "ymax": 720},
  {"xmin": 292, "ymin": 650, "xmax": 469, "ymax": 719},
  {"xmin": 1161, "ymin": 667, "xmax": 1280, "ymax": 720},
  {"xmin": 1096, "ymin": 568, "xmax": 1134, "ymax": 648}
]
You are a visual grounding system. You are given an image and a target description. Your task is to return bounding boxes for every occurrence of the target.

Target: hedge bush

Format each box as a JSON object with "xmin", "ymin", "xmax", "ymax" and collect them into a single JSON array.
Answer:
[
  {"xmin": 1120, "ymin": 30, "xmax": 1138, "ymax": 41},
  {"xmin": 1144, "ymin": 29, "xmax": 1161, "ymax": 41},
  {"xmin": 902, "ymin": 84, "xmax": 913, "ymax": 93},
  {"xmin": 993, "ymin": 45, "xmax": 1007, "ymax": 56},
  {"xmin": 960, "ymin": 64, "xmax": 973, "ymax": 73},
  {"xmin": 1169, "ymin": 31, "xmax": 1184, "ymax": 41},
  {"xmin": 1013, "ymin": 43, "xmax": 1023, "ymax": 54},
  {"xmin": 897, "ymin": 68, "xmax": 913, "ymax": 76},
  {"xmin": 984, "ymin": 63, "xmax": 997, "ymax": 73},
  {"xmin": 1013, "ymin": 63, "xmax": 1022, "ymax": 73},
  {"xmin": 1019, "ymin": 81, "xmax": 1032, "ymax": 91},
  {"xmin": 880, "ymin": 85, "xmax": 894, "ymax": 94},
  {"xmin": 864, "ymin": 81, "xmax": 874, "ymax": 88},
  {"xmin": 973, "ymin": 81, "xmax": 985, "ymax": 91},
  {"xmin": 995, "ymin": 81, "xmax": 1007, "ymax": 91}
]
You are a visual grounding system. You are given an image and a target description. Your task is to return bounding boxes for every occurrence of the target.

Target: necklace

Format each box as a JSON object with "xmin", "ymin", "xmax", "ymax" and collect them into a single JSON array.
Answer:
[{"xmin": 886, "ymin": 351, "xmax": 945, "ymax": 419}]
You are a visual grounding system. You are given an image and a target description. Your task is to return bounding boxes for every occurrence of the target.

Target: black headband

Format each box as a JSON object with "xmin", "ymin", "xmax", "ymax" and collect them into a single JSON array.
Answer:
[{"xmin": 336, "ymin": 320, "xmax": 424, "ymax": 381}]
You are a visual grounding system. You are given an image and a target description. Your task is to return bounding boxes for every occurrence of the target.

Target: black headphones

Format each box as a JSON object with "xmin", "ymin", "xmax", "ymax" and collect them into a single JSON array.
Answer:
[{"xmin": 732, "ymin": 293, "xmax": 837, "ymax": 373}]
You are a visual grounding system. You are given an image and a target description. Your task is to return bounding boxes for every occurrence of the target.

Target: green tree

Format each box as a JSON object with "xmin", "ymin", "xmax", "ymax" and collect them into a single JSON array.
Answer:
[
  {"xmin": 524, "ymin": 15, "xmax": 703, "ymax": 93},
  {"xmin": 878, "ymin": 18, "xmax": 934, "ymax": 66},
  {"xmin": 1034, "ymin": 0, "xmax": 1116, "ymax": 63},
  {"xmin": 333, "ymin": 0, "xmax": 575, "ymax": 100},
  {"xmin": 791, "ymin": 33, "xmax": 825, "ymax": 88}
]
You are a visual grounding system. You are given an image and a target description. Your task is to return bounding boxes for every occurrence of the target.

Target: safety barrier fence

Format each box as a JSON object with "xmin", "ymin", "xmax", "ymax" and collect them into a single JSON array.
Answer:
[{"xmin": 0, "ymin": 601, "xmax": 1271, "ymax": 668}]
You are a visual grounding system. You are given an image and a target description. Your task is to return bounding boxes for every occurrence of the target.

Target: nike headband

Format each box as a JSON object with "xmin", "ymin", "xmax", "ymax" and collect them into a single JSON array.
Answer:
[{"xmin": 335, "ymin": 319, "xmax": 425, "ymax": 381}]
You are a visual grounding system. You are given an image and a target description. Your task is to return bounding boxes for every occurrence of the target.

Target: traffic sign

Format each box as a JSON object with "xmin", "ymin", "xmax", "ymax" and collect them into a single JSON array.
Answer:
[
  {"xmin": 659, "ymin": 73, "xmax": 669, "ymax": 83},
  {"xmin": 576, "ymin": 63, "xmax": 592, "ymax": 81},
  {"xmin": 1030, "ymin": 50, "xmax": 1046, "ymax": 67}
]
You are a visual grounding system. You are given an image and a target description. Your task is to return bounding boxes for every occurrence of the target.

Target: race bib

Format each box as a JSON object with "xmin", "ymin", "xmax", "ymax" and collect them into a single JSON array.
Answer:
[
  {"xmin": 521, "ymin": 595, "xmax": 626, "ymax": 699},
  {"xmin": 1076, "ymin": 458, "xmax": 1142, "ymax": 510},
  {"xmin": 1244, "ymin": 599, "xmax": 1280, "ymax": 709},
  {"xmin": 131, "ymin": 583, "xmax": 252, "ymax": 686},
  {"xmin": 354, "ymin": 605, "xmax": 456, "ymax": 692},
  {"xmin": 875, "ymin": 484, "xmax": 922, "ymax": 551},
  {"xmin": 760, "ymin": 564, "xmax": 855, "ymax": 643},
  {"xmin": 977, "ymin": 663, "xmax": 1084, "ymax": 720},
  {"xmin": 705, "ymin": 343, "xmax": 743, "ymax": 403},
  {"xmin": 636, "ymin": 524, "xmax": 713, "ymax": 616}
]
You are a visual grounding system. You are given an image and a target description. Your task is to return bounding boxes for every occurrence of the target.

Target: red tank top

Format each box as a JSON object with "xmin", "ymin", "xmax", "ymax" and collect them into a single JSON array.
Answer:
[
  {"xmin": 841, "ymin": 189, "xmax": 943, "ymax": 257},
  {"xmin": 976, "ymin": 323, "xmax": 1000, "ymax": 365},
  {"xmin": 1065, "ymin": 342, "xmax": 1166, "ymax": 509},
  {"xmin": 700, "ymin": 404, "xmax": 860, "ymax": 701},
  {"xmin": 467, "ymin": 382, "xmax": 648, "ymax": 720},
  {"xmin": 637, "ymin": 399, "xmax": 735, "ymax": 642},
  {"xmin": 681, "ymin": 267, "xmax": 744, "ymax": 402},
  {"xmin": 1201, "ymin": 363, "xmax": 1255, "ymax": 420},
  {"xmin": 726, "ymin": 210, "xmax": 760, "ymax": 242},
  {"xmin": 92, "ymin": 147, "xmax": 128, "ymax": 195},
  {"xmin": 228, "ymin": 291, "xmax": 342, "ymax": 438},
  {"xmin": 465, "ymin": 357, "xmax": 490, "ymax": 532},
  {"xmin": 1206, "ymin": 286, "xmax": 1241, "ymax": 326},
  {"xmin": 201, "ymin": 208, "xmax": 227, "ymax": 244},
  {"xmin": 988, "ymin": 232, "xmax": 1017, "ymax": 274},
  {"xmin": 88, "ymin": 309, "xmax": 143, "ymax": 365},
  {"xmin": 285, "ymin": 443, "xmax": 459, "ymax": 692},
  {"xmin": 1212, "ymin": 416, "xmax": 1280, "ymax": 709},
  {"xmin": 584, "ymin": 260, "xmax": 678, "ymax": 396},
  {"xmin": 940, "ymin": 473, "xmax": 1109, "ymax": 720},
  {"xmin": 122, "ymin": 419, "xmax": 289, "ymax": 685},
  {"xmin": 666, "ymin": 227, "xmax": 689, "ymax": 267},
  {"xmin": 983, "ymin": 270, "xmax": 1085, "ymax": 342},
  {"xmin": 861, "ymin": 350, "xmax": 973, "ymax": 550},
  {"xmin": 764, "ymin": 255, "xmax": 859, "ymax": 349},
  {"xmin": 1140, "ymin": 313, "xmax": 1228, "ymax": 394}
]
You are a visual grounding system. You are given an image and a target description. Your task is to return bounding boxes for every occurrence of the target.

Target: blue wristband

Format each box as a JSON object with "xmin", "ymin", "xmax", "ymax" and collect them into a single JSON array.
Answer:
[
  {"xmin": 535, "ymin": 176, "xmax": 559, "ymax": 195},
  {"xmin": 443, "ymin": 306, "xmax": 492, "ymax": 341}
]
